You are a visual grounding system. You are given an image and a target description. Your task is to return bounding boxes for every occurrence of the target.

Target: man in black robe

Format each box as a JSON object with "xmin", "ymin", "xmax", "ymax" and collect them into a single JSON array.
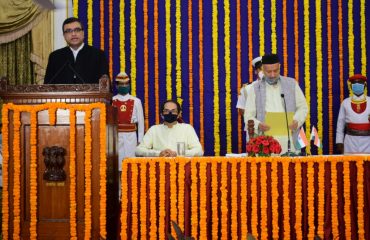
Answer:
[{"xmin": 44, "ymin": 17, "xmax": 108, "ymax": 84}]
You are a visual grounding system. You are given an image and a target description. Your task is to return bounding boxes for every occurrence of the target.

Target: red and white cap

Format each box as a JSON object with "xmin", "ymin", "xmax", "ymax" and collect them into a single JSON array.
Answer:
[
  {"xmin": 115, "ymin": 71, "xmax": 130, "ymax": 83},
  {"xmin": 348, "ymin": 74, "xmax": 367, "ymax": 83}
]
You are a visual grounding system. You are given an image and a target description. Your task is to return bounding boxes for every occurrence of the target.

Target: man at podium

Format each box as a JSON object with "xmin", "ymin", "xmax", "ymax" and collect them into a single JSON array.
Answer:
[{"xmin": 44, "ymin": 17, "xmax": 108, "ymax": 84}]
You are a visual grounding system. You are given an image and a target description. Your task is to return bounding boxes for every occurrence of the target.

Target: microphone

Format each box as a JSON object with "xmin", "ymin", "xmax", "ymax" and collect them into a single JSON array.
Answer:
[
  {"xmin": 280, "ymin": 93, "xmax": 296, "ymax": 156},
  {"xmin": 45, "ymin": 60, "xmax": 69, "ymax": 84},
  {"xmin": 67, "ymin": 62, "xmax": 86, "ymax": 84}
]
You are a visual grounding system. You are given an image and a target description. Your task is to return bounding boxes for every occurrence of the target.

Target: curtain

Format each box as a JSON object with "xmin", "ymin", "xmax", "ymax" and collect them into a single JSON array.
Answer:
[
  {"xmin": 0, "ymin": 0, "xmax": 45, "ymax": 44},
  {"xmin": 0, "ymin": 32, "xmax": 34, "ymax": 84}
]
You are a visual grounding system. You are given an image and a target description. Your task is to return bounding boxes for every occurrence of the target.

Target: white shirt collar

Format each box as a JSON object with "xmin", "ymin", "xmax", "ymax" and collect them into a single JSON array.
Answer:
[{"xmin": 70, "ymin": 43, "xmax": 84, "ymax": 60}]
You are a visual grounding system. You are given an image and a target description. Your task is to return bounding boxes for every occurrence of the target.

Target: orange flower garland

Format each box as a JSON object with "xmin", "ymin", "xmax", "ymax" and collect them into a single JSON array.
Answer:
[
  {"xmin": 69, "ymin": 109, "xmax": 77, "ymax": 239},
  {"xmin": 250, "ymin": 159, "xmax": 258, "ymax": 238},
  {"xmin": 317, "ymin": 160, "xmax": 325, "ymax": 237},
  {"xmin": 170, "ymin": 159, "xmax": 178, "ymax": 226},
  {"xmin": 356, "ymin": 159, "xmax": 365, "ymax": 239},
  {"xmin": 260, "ymin": 160, "xmax": 268, "ymax": 239},
  {"xmin": 140, "ymin": 162, "xmax": 147, "ymax": 238},
  {"xmin": 343, "ymin": 160, "xmax": 352, "ymax": 240},
  {"xmin": 220, "ymin": 160, "xmax": 228, "ymax": 239},
  {"xmin": 231, "ymin": 159, "xmax": 238, "ymax": 238},
  {"xmin": 271, "ymin": 159, "xmax": 279, "ymax": 239},
  {"xmin": 29, "ymin": 110, "xmax": 38, "ymax": 239},
  {"xmin": 158, "ymin": 161, "xmax": 166, "ymax": 239},
  {"xmin": 294, "ymin": 159, "xmax": 302, "ymax": 239},
  {"xmin": 1, "ymin": 105, "xmax": 9, "ymax": 240},
  {"xmin": 240, "ymin": 160, "xmax": 248, "ymax": 238},
  {"xmin": 191, "ymin": 160, "xmax": 198, "ymax": 238},
  {"xmin": 98, "ymin": 105, "xmax": 107, "ymax": 238},
  {"xmin": 199, "ymin": 160, "xmax": 208, "ymax": 239},
  {"xmin": 84, "ymin": 109, "xmax": 92, "ymax": 240},
  {"xmin": 13, "ymin": 110, "xmax": 21, "ymax": 239},
  {"xmin": 149, "ymin": 160, "xmax": 157, "ymax": 238},
  {"xmin": 211, "ymin": 159, "xmax": 218, "ymax": 238},
  {"xmin": 120, "ymin": 158, "xmax": 128, "ymax": 239},
  {"xmin": 282, "ymin": 160, "xmax": 290, "ymax": 238},
  {"xmin": 331, "ymin": 160, "xmax": 339, "ymax": 238},
  {"xmin": 48, "ymin": 107, "xmax": 56, "ymax": 125},
  {"xmin": 131, "ymin": 163, "xmax": 139, "ymax": 238},
  {"xmin": 307, "ymin": 159, "xmax": 315, "ymax": 239},
  {"xmin": 178, "ymin": 159, "xmax": 186, "ymax": 229}
]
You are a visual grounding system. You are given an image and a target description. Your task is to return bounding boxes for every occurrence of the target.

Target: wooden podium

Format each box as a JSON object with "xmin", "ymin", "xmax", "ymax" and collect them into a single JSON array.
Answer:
[{"xmin": 0, "ymin": 78, "xmax": 119, "ymax": 239}]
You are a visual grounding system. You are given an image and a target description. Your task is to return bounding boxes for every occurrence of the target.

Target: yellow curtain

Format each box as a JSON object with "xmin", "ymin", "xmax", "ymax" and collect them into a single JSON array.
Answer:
[
  {"xmin": 0, "ymin": 32, "xmax": 35, "ymax": 84},
  {"xmin": 0, "ymin": 0, "xmax": 45, "ymax": 44}
]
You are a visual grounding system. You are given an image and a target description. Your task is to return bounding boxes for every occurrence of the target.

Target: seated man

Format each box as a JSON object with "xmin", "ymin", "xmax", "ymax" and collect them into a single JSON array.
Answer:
[{"xmin": 135, "ymin": 100, "xmax": 203, "ymax": 157}]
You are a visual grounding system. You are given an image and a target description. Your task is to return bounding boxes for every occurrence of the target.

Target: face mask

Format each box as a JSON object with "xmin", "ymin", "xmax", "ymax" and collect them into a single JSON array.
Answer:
[
  {"xmin": 163, "ymin": 113, "xmax": 178, "ymax": 123},
  {"xmin": 352, "ymin": 83, "xmax": 365, "ymax": 96},
  {"xmin": 118, "ymin": 86, "xmax": 130, "ymax": 95},
  {"xmin": 258, "ymin": 71, "xmax": 264, "ymax": 80},
  {"xmin": 264, "ymin": 75, "xmax": 280, "ymax": 85}
]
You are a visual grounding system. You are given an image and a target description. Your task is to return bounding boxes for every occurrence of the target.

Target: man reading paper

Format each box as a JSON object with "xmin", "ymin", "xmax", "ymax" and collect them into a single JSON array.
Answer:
[{"xmin": 244, "ymin": 54, "xmax": 308, "ymax": 154}]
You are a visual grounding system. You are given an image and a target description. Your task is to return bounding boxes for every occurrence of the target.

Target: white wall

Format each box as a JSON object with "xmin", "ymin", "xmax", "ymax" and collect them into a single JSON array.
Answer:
[{"xmin": 52, "ymin": 0, "xmax": 73, "ymax": 51}]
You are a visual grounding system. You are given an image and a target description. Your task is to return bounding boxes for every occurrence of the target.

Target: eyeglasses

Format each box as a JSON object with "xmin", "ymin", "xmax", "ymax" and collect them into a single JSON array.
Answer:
[
  {"xmin": 163, "ymin": 109, "xmax": 178, "ymax": 114},
  {"xmin": 63, "ymin": 28, "xmax": 83, "ymax": 34}
]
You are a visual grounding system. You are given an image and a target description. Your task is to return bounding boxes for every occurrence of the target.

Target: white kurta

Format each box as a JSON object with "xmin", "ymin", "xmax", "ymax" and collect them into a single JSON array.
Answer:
[
  {"xmin": 113, "ymin": 94, "xmax": 144, "ymax": 170},
  {"xmin": 236, "ymin": 81, "xmax": 257, "ymax": 137},
  {"xmin": 135, "ymin": 123, "xmax": 203, "ymax": 157},
  {"xmin": 336, "ymin": 95, "xmax": 370, "ymax": 154},
  {"xmin": 245, "ymin": 79, "xmax": 308, "ymax": 154}
]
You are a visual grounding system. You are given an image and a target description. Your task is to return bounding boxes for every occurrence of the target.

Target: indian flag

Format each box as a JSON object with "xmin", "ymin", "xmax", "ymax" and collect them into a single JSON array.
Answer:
[
  {"xmin": 310, "ymin": 126, "xmax": 322, "ymax": 148},
  {"xmin": 296, "ymin": 127, "xmax": 308, "ymax": 149}
]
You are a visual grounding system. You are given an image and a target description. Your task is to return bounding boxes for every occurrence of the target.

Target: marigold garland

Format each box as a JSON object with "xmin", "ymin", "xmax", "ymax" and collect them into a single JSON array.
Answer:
[
  {"xmin": 143, "ymin": 0, "xmax": 149, "ymax": 130},
  {"xmin": 99, "ymin": 0, "xmax": 104, "ymax": 50},
  {"xmin": 271, "ymin": 160, "xmax": 279, "ymax": 239},
  {"xmin": 84, "ymin": 109, "xmax": 92, "ymax": 240},
  {"xmin": 212, "ymin": 0, "xmax": 220, "ymax": 155},
  {"xmin": 178, "ymin": 159, "xmax": 185, "ymax": 229},
  {"xmin": 303, "ymin": 0, "xmax": 311, "ymax": 154},
  {"xmin": 348, "ymin": 0, "xmax": 354, "ymax": 76},
  {"xmin": 165, "ymin": 0, "xmax": 172, "ymax": 100},
  {"xmin": 282, "ymin": 0, "xmax": 288, "ymax": 75},
  {"xmin": 338, "ymin": 0, "xmax": 344, "ymax": 101},
  {"xmin": 199, "ymin": 161, "xmax": 208, "ymax": 239},
  {"xmin": 120, "ymin": 0, "xmax": 125, "ymax": 71},
  {"xmin": 69, "ymin": 109, "xmax": 77, "ymax": 239},
  {"xmin": 260, "ymin": 160, "xmax": 268, "ymax": 239},
  {"xmin": 224, "ymin": 0, "xmax": 232, "ymax": 154},
  {"xmin": 315, "ymin": 0, "xmax": 323, "ymax": 155},
  {"xmin": 356, "ymin": 159, "xmax": 365, "ymax": 239},
  {"xmin": 259, "ymin": 0, "xmax": 265, "ymax": 54},
  {"xmin": 220, "ymin": 160, "xmax": 228, "ymax": 239},
  {"xmin": 170, "ymin": 159, "xmax": 178, "ymax": 228},
  {"xmin": 236, "ymin": 0, "xmax": 242, "ymax": 152},
  {"xmin": 149, "ymin": 160, "xmax": 157, "ymax": 238},
  {"xmin": 270, "ymin": 0, "xmax": 277, "ymax": 52},
  {"xmin": 294, "ymin": 159, "xmax": 302, "ymax": 239},
  {"xmin": 282, "ymin": 160, "xmax": 290, "ymax": 238},
  {"xmin": 191, "ymin": 161, "xmax": 199, "ymax": 238},
  {"xmin": 294, "ymin": 0, "xmax": 299, "ymax": 82},
  {"xmin": 29, "ymin": 110, "xmax": 38, "ymax": 239},
  {"xmin": 343, "ymin": 160, "xmax": 352, "ymax": 239},
  {"xmin": 317, "ymin": 160, "xmax": 325, "ymax": 236},
  {"xmin": 331, "ymin": 160, "xmax": 339, "ymax": 238},
  {"xmin": 73, "ymin": 0, "xmax": 78, "ymax": 17},
  {"xmin": 360, "ymin": 0, "xmax": 366, "ymax": 74},
  {"xmin": 158, "ymin": 161, "xmax": 166, "ymax": 239},
  {"xmin": 87, "ymin": 0, "xmax": 93, "ymax": 46},
  {"xmin": 120, "ymin": 160, "xmax": 128, "ymax": 239},
  {"xmin": 175, "ymin": 0, "xmax": 182, "ymax": 101},
  {"xmin": 48, "ymin": 107, "xmax": 56, "ymax": 125},
  {"xmin": 240, "ymin": 160, "xmax": 248, "ymax": 237},
  {"xmin": 1, "ymin": 105, "xmax": 9, "ymax": 240},
  {"xmin": 130, "ymin": 0, "xmax": 137, "ymax": 94},
  {"xmin": 108, "ymin": 0, "xmax": 113, "ymax": 77},
  {"xmin": 153, "ymin": 0, "xmax": 160, "ymax": 123},
  {"xmin": 99, "ymin": 105, "xmax": 107, "ymax": 238},
  {"xmin": 13, "ymin": 110, "xmax": 21, "ymax": 239},
  {"xmin": 140, "ymin": 162, "xmax": 147, "ymax": 238},
  {"xmin": 250, "ymin": 159, "xmax": 258, "ymax": 238},
  {"xmin": 188, "ymin": 0, "xmax": 194, "ymax": 126},
  {"xmin": 211, "ymin": 159, "xmax": 218, "ymax": 238},
  {"xmin": 131, "ymin": 163, "xmax": 139, "ymax": 238},
  {"xmin": 327, "ymin": 0, "xmax": 334, "ymax": 153},
  {"xmin": 198, "ymin": 0, "xmax": 205, "ymax": 147},
  {"xmin": 307, "ymin": 160, "xmax": 315, "ymax": 238},
  {"xmin": 231, "ymin": 159, "xmax": 238, "ymax": 238}
]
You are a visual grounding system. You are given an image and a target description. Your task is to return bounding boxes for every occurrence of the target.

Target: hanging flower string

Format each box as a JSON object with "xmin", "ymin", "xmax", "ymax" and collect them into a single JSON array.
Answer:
[
  {"xmin": 140, "ymin": 162, "xmax": 147, "ymax": 238},
  {"xmin": 191, "ymin": 161, "xmax": 198, "ymax": 238},
  {"xmin": 158, "ymin": 161, "xmax": 166, "ymax": 239},
  {"xmin": 69, "ymin": 109, "xmax": 77, "ymax": 239},
  {"xmin": 331, "ymin": 160, "xmax": 339, "ymax": 238},
  {"xmin": 178, "ymin": 159, "xmax": 186, "ymax": 229},
  {"xmin": 231, "ymin": 159, "xmax": 238, "ymax": 237},
  {"xmin": 307, "ymin": 159, "xmax": 315, "ymax": 238},
  {"xmin": 250, "ymin": 159, "xmax": 258, "ymax": 238},
  {"xmin": 29, "ymin": 110, "xmax": 38, "ymax": 239},
  {"xmin": 271, "ymin": 160, "xmax": 279, "ymax": 239},
  {"xmin": 131, "ymin": 163, "xmax": 139, "ymax": 238},
  {"xmin": 318, "ymin": 160, "xmax": 325, "ymax": 236},
  {"xmin": 260, "ymin": 160, "xmax": 268, "ymax": 239},
  {"xmin": 149, "ymin": 160, "xmax": 157, "ymax": 238},
  {"xmin": 356, "ymin": 159, "xmax": 365, "ymax": 239},
  {"xmin": 1, "ymin": 105, "xmax": 9, "ymax": 240},
  {"xmin": 199, "ymin": 161, "xmax": 208, "ymax": 239},
  {"xmin": 294, "ymin": 159, "xmax": 302, "ymax": 239},
  {"xmin": 170, "ymin": 159, "xmax": 178, "ymax": 226},
  {"xmin": 220, "ymin": 160, "xmax": 228, "ymax": 239},
  {"xmin": 13, "ymin": 110, "xmax": 21, "ymax": 239},
  {"xmin": 282, "ymin": 160, "xmax": 290, "ymax": 238},
  {"xmin": 120, "ymin": 159, "xmax": 128, "ymax": 239},
  {"xmin": 240, "ymin": 160, "xmax": 248, "ymax": 237},
  {"xmin": 343, "ymin": 160, "xmax": 352, "ymax": 239},
  {"xmin": 211, "ymin": 159, "xmax": 218, "ymax": 238}
]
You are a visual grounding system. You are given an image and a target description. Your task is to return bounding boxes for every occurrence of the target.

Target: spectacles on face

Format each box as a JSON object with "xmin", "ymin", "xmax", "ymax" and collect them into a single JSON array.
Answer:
[
  {"xmin": 63, "ymin": 27, "xmax": 83, "ymax": 34},
  {"xmin": 163, "ymin": 109, "xmax": 178, "ymax": 114}
]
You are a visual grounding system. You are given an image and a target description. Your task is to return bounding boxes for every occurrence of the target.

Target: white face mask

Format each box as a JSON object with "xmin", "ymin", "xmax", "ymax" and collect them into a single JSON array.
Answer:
[{"xmin": 258, "ymin": 71, "xmax": 264, "ymax": 80}]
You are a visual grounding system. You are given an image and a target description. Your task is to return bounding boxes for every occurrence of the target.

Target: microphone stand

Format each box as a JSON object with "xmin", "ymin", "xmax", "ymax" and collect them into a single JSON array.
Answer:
[{"xmin": 280, "ymin": 93, "xmax": 297, "ymax": 156}]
